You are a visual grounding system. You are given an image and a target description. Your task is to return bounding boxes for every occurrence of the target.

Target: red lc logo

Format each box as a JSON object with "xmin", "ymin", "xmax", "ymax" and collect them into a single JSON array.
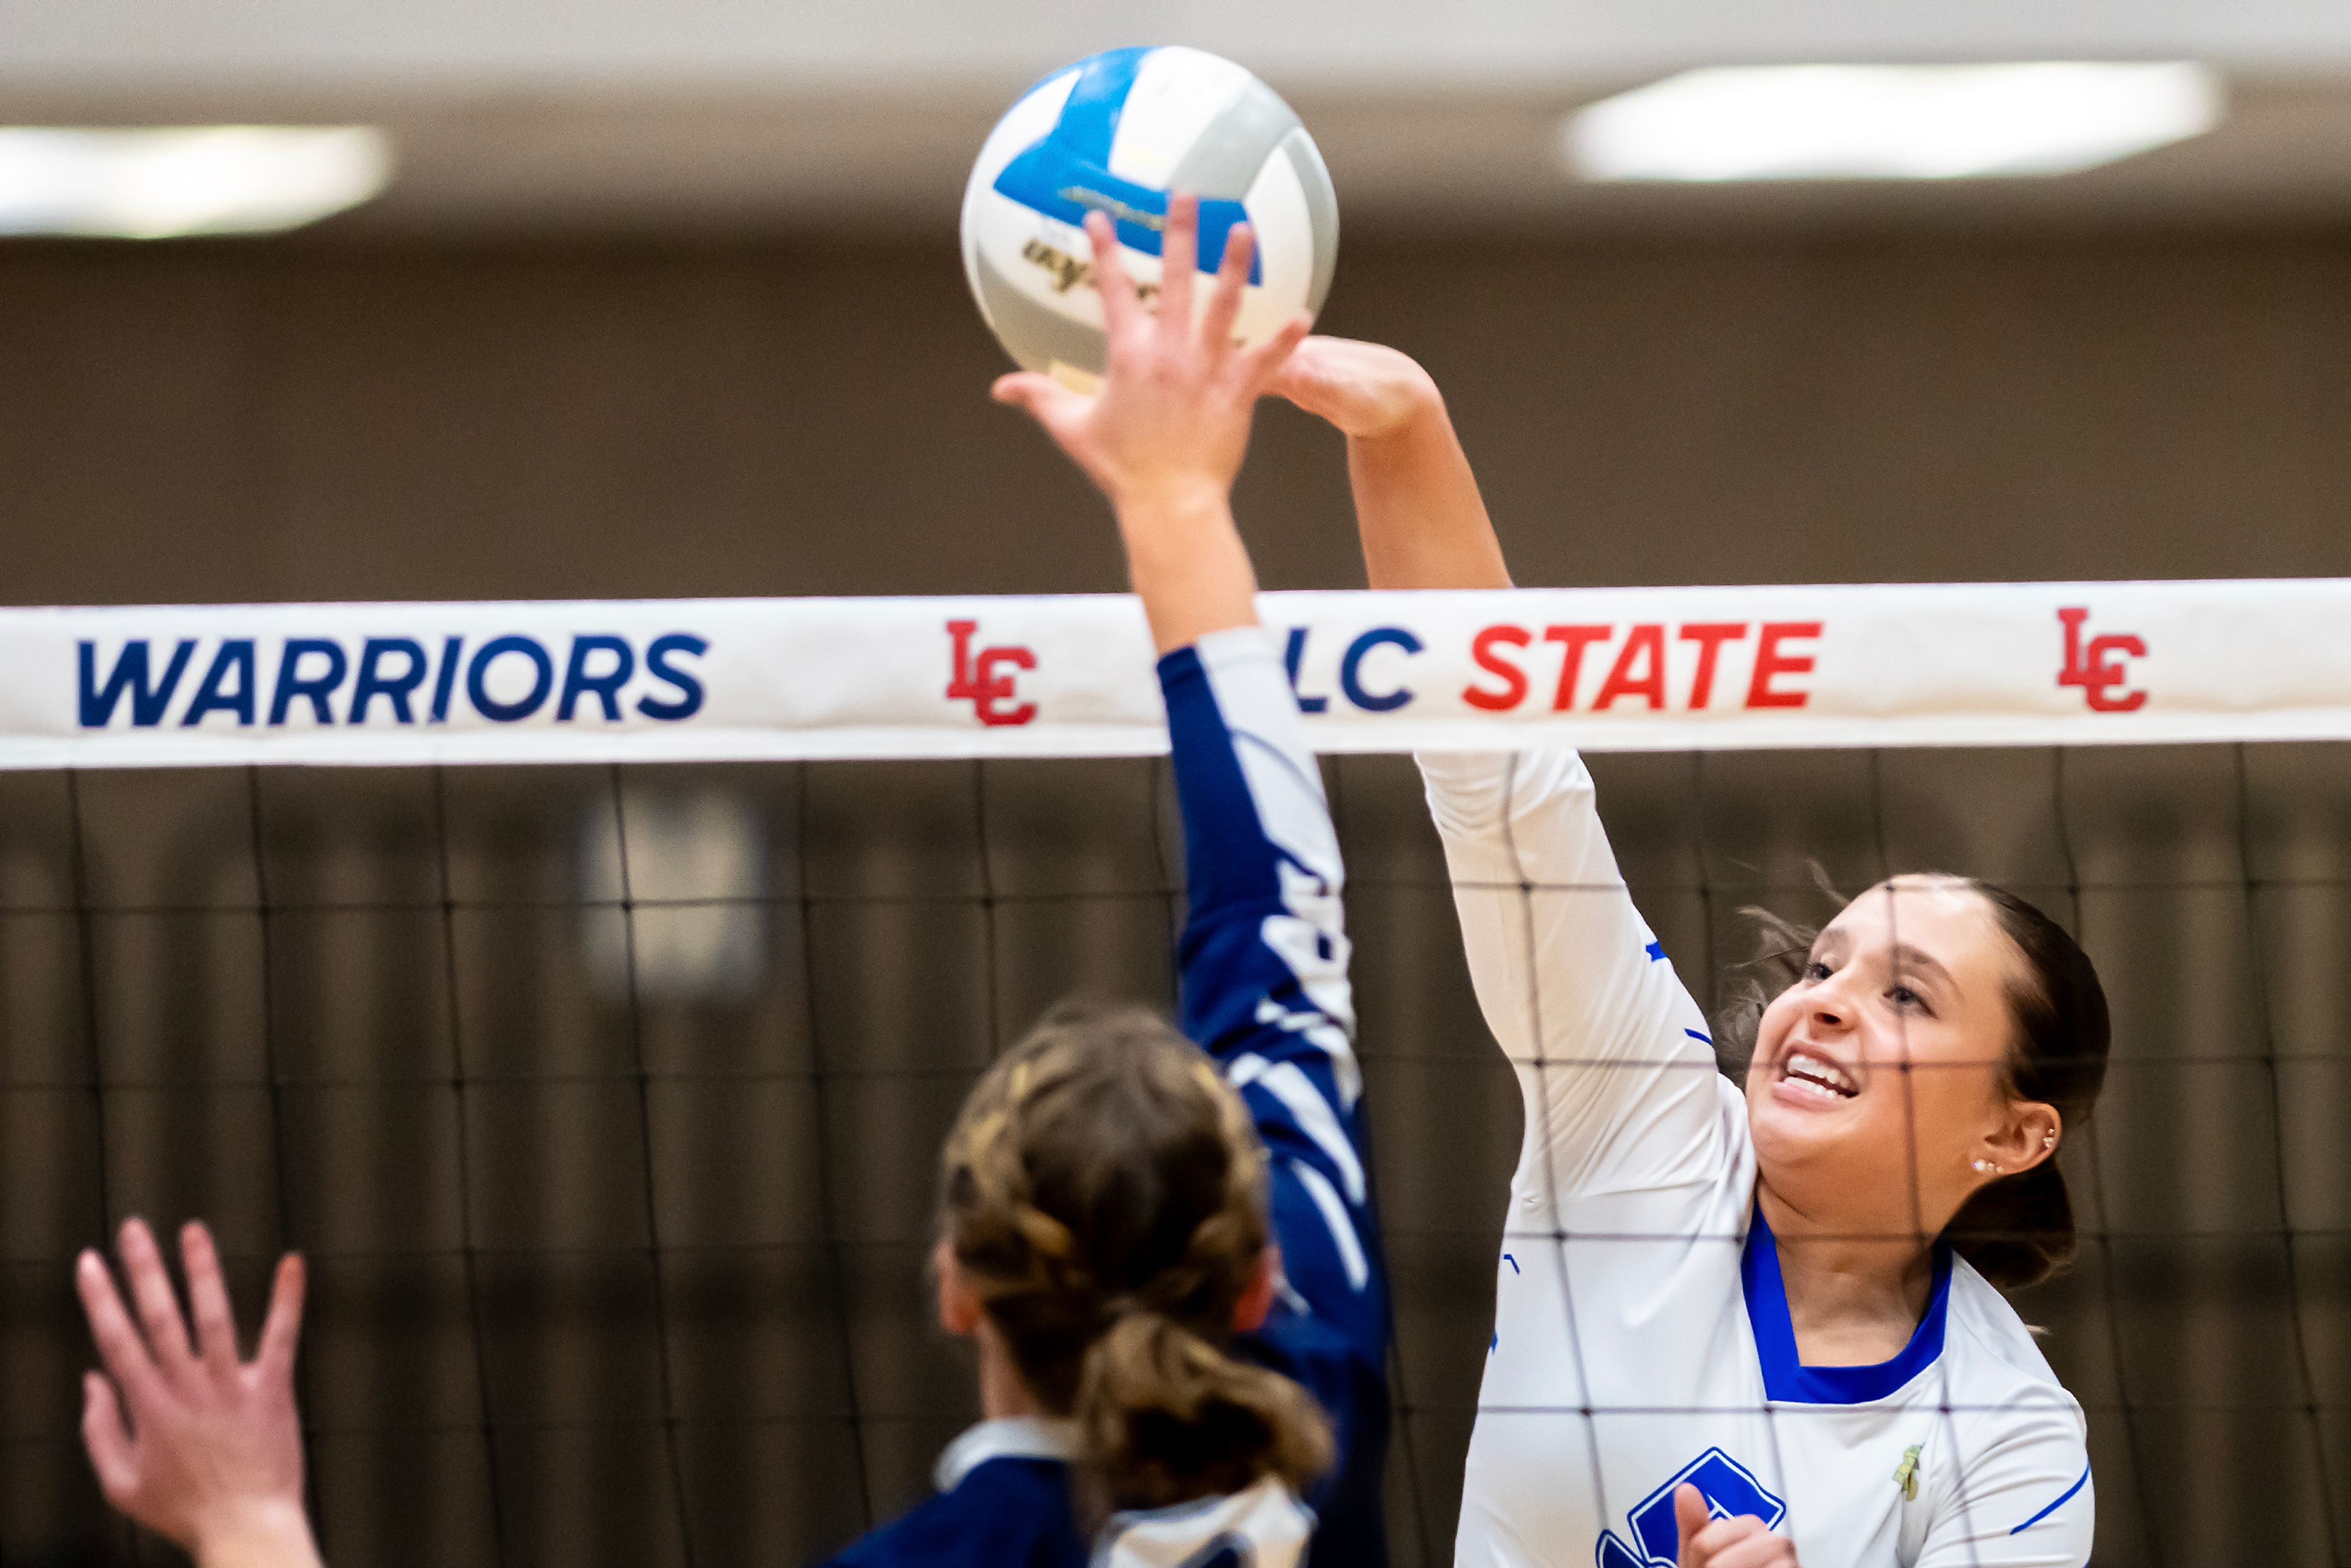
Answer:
[
  {"xmin": 2057, "ymin": 607, "xmax": 2147, "ymax": 713},
  {"xmin": 947, "ymin": 619, "xmax": 1037, "ymax": 727}
]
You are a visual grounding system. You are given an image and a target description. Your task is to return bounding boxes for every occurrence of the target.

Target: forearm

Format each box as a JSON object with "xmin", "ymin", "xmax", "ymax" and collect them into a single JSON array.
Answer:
[
  {"xmin": 1115, "ymin": 486, "xmax": 1260, "ymax": 653},
  {"xmin": 1157, "ymin": 630, "xmax": 1373, "ymax": 1336},
  {"xmin": 1346, "ymin": 397, "xmax": 1510, "ymax": 590}
]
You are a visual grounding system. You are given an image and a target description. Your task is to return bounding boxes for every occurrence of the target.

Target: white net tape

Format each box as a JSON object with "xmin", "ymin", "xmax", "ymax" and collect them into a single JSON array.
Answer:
[{"xmin": 12, "ymin": 579, "xmax": 2351, "ymax": 767}]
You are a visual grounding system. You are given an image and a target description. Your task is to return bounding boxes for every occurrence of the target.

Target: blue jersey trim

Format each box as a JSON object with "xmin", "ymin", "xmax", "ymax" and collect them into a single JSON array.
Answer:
[
  {"xmin": 1741, "ymin": 1201, "xmax": 1952, "ymax": 1404},
  {"xmin": 2008, "ymin": 1462, "xmax": 2091, "ymax": 1534}
]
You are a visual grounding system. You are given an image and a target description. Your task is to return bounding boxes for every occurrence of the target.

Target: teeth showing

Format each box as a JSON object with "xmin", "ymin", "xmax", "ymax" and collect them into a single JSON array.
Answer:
[{"xmin": 1781, "ymin": 1051, "xmax": 1858, "ymax": 1100}]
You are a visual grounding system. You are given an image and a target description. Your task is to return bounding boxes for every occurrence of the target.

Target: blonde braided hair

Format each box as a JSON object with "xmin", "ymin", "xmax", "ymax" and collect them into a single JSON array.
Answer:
[{"xmin": 939, "ymin": 999, "xmax": 1333, "ymax": 1513}]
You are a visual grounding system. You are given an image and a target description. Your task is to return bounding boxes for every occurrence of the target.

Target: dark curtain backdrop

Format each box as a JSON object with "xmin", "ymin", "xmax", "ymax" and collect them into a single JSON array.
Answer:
[
  {"xmin": 3, "ymin": 228, "xmax": 2350, "ymax": 607},
  {"xmin": 0, "ymin": 228, "xmax": 2346, "ymax": 1566}
]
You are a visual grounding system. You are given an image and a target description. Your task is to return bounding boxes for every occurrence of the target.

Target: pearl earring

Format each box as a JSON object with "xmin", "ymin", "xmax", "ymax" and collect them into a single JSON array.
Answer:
[
  {"xmin": 2043, "ymin": 1131, "xmax": 2057, "ymax": 1150},
  {"xmin": 1971, "ymin": 1158, "xmax": 1998, "ymax": 1174}
]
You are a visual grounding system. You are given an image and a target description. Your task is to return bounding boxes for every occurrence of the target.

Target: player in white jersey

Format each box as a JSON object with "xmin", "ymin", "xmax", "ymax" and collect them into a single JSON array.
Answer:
[{"xmin": 1270, "ymin": 340, "xmax": 2108, "ymax": 1568}]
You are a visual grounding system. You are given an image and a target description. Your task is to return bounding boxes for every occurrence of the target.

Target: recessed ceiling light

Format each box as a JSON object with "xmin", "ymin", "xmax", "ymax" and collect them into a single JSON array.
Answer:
[
  {"xmin": 0, "ymin": 126, "xmax": 392, "ymax": 238},
  {"xmin": 1565, "ymin": 63, "xmax": 2222, "ymax": 183}
]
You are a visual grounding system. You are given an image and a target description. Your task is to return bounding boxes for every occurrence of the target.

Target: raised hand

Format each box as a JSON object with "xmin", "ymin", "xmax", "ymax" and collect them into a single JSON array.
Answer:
[
  {"xmin": 992, "ymin": 192, "xmax": 1311, "ymax": 653},
  {"xmin": 77, "ymin": 1218, "xmax": 321, "ymax": 1568},
  {"xmin": 992, "ymin": 194, "xmax": 1310, "ymax": 514},
  {"xmin": 1676, "ymin": 1484, "xmax": 1799, "ymax": 1568},
  {"xmin": 1266, "ymin": 335, "xmax": 1445, "ymax": 440},
  {"xmin": 1259, "ymin": 331, "xmax": 1507, "ymax": 591}
]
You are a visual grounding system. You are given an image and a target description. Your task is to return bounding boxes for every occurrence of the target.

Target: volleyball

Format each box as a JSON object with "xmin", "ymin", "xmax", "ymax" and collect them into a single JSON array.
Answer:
[{"xmin": 961, "ymin": 46, "xmax": 1338, "ymax": 386}]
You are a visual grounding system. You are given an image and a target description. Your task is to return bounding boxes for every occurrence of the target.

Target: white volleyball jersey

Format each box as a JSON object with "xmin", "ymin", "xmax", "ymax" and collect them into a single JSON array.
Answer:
[{"xmin": 1420, "ymin": 749, "xmax": 2094, "ymax": 1568}]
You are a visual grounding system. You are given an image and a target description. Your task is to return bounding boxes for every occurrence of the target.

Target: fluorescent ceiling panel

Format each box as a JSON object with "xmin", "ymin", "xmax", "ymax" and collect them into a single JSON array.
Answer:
[
  {"xmin": 1566, "ymin": 63, "xmax": 2223, "ymax": 182},
  {"xmin": 0, "ymin": 126, "xmax": 391, "ymax": 238}
]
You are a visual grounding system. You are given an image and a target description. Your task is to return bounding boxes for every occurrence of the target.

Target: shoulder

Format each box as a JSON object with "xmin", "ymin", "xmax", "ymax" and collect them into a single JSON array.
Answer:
[
  {"xmin": 817, "ymin": 1458, "xmax": 1085, "ymax": 1568},
  {"xmin": 1927, "ymin": 1262, "xmax": 2093, "ymax": 1531},
  {"xmin": 1942, "ymin": 1261, "xmax": 2082, "ymax": 1414}
]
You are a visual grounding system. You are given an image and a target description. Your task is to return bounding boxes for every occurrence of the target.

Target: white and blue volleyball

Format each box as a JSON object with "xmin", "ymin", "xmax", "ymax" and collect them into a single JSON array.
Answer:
[{"xmin": 962, "ymin": 47, "xmax": 1338, "ymax": 386}]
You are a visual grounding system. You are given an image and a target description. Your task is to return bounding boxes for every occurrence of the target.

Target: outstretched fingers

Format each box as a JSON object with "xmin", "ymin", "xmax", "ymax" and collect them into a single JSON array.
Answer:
[
  {"xmin": 76, "ymin": 1248, "xmax": 168, "ymax": 1412},
  {"xmin": 1196, "ymin": 220, "xmax": 1253, "ymax": 363},
  {"xmin": 116, "ymin": 1218, "xmax": 195, "ymax": 1375},
  {"xmin": 1157, "ymin": 193, "xmax": 1198, "ymax": 345},
  {"xmin": 1084, "ymin": 212, "xmax": 1144, "ymax": 350},
  {"xmin": 1232, "ymin": 310, "xmax": 1313, "ymax": 396},
  {"xmin": 992, "ymin": 371, "xmax": 1090, "ymax": 443},
  {"xmin": 180, "ymin": 1223, "xmax": 239, "ymax": 1376},
  {"xmin": 257, "ymin": 1252, "xmax": 307, "ymax": 1381},
  {"xmin": 81, "ymin": 1371, "xmax": 140, "ymax": 1505}
]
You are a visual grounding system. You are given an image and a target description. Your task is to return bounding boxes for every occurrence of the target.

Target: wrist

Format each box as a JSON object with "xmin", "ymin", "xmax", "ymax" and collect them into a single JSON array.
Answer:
[
  {"xmin": 1108, "ymin": 486, "xmax": 1258, "ymax": 655},
  {"xmin": 1343, "ymin": 377, "xmax": 1447, "ymax": 449},
  {"xmin": 1106, "ymin": 473, "xmax": 1231, "ymax": 523},
  {"xmin": 1109, "ymin": 481, "xmax": 1235, "ymax": 563},
  {"xmin": 192, "ymin": 1498, "xmax": 322, "ymax": 1568}
]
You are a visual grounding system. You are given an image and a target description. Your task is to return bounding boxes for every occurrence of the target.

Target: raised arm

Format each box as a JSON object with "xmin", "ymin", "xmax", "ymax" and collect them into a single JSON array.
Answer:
[
  {"xmin": 1422, "ymin": 747, "xmax": 1727, "ymax": 1205},
  {"xmin": 1159, "ymin": 629, "xmax": 1382, "ymax": 1353},
  {"xmin": 996, "ymin": 198, "xmax": 1381, "ymax": 1348},
  {"xmin": 1268, "ymin": 336, "xmax": 1509, "ymax": 591},
  {"xmin": 991, "ymin": 197, "xmax": 1304, "ymax": 655},
  {"xmin": 1279, "ymin": 340, "xmax": 1727, "ymax": 1206}
]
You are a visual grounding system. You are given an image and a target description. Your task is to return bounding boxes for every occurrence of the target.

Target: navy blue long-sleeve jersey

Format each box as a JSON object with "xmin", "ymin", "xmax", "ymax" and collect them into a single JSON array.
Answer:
[{"xmin": 818, "ymin": 625, "xmax": 1390, "ymax": 1568}]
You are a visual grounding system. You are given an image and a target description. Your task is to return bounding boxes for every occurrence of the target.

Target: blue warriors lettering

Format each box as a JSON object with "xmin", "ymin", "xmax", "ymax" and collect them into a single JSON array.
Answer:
[{"xmin": 75, "ymin": 632, "xmax": 711, "ymax": 729}]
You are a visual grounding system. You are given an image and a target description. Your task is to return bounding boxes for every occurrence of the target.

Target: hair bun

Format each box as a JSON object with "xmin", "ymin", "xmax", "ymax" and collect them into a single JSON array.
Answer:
[
  {"xmin": 1947, "ymin": 1158, "xmax": 2075, "ymax": 1290},
  {"xmin": 1076, "ymin": 1311, "xmax": 1332, "ymax": 1512},
  {"xmin": 936, "ymin": 1000, "xmax": 1328, "ymax": 1515}
]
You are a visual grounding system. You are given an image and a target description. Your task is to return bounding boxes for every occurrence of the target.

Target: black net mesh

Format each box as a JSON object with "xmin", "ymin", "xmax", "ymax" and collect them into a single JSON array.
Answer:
[{"xmin": 0, "ymin": 744, "xmax": 2345, "ymax": 1566}]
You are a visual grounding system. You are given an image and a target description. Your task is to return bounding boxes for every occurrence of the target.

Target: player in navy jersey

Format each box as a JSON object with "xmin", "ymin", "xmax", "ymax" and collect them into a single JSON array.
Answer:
[
  {"xmin": 1268, "ymin": 339, "xmax": 2110, "ymax": 1568},
  {"xmin": 68, "ymin": 198, "xmax": 1387, "ymax": 1568}
]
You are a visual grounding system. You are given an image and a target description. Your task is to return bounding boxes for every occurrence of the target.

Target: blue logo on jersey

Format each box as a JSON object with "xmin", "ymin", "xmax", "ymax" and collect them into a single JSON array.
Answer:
[{"xmin": 1594, "ymin": 1449, "xmax": 1785, "ymax": 1568}]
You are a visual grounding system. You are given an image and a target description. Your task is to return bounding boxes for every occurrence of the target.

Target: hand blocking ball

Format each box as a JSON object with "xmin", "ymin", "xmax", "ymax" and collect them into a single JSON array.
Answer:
[{"xmin": 962, "ymin": 46, "xmax": 1338, "ymax": 389}]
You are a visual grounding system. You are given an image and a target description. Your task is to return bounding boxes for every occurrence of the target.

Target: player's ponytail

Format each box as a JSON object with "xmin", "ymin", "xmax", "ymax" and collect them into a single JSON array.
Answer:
[
  {"xmin": 937, "ymin": 1000, "xmax": 1333, "ymax": 1516},
  {"xmin": 1078, "ymin": 1306, "xmax": 1332, "ymax": 1510},
  {"xmin": 1944, "ymin": 882, "xmax": 2110, "ymax": 1290},
  {"xmin": 1946, "ymin": 1157, "xmax": 2077, "ymax": 1289}
]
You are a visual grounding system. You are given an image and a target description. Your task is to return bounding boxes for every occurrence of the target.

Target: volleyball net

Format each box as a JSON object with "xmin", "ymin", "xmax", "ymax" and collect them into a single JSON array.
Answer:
[
  {"xmin": 2, "ymin": 583, "xmax": 2345, "ymax": 1567},
  {"xmin": 20, "ymin": 578, "xmax": 2351, "ymax": 767}
]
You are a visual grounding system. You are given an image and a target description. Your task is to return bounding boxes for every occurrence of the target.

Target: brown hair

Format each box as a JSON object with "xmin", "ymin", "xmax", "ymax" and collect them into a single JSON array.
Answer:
[
  {"xmin": 937, "ymin": 999, "xmax": 1333, "ymax": 1514},
  {"xmin": 1715, "ymin": 876, "xmax": 2112, "ymax": 1291}
]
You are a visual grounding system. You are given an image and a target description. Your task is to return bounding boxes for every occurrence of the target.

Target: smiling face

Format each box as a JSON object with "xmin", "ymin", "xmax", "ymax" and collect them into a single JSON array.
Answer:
[{"xmin": 1744, "ymin": 876, "xmax": 2063, "ymax": 1240}]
